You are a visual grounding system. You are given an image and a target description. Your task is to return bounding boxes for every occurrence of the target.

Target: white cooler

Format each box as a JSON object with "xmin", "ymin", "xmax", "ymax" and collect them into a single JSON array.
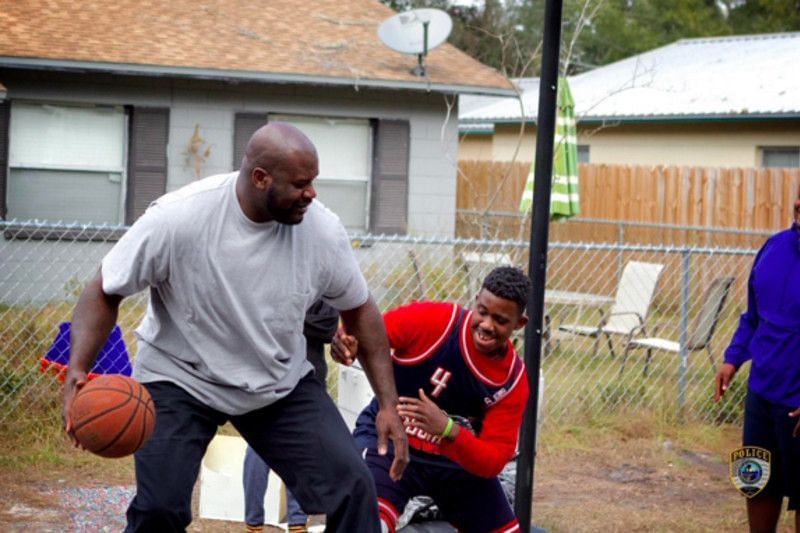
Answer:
[{"xmin": 198, "ymin": 434, "xmax": 284, "ymax": 524}]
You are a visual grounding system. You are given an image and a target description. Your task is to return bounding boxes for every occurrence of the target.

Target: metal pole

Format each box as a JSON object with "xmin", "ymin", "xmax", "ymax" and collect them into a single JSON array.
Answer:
[
  {"xmin": 678, "ymin": 249, "xmax": 690, "ymax": 417},
  {"xmin": 515, "ymin": 0, "xmax": 563, "ymax": 528}
]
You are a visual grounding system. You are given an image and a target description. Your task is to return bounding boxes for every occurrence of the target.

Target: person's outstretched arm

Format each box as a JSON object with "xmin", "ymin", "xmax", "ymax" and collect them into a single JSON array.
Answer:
[
  {"xmin": 63, "ymin": 203, "xmax": 171, "ymax": 442},
  {"xmin": 63, "ymin": 270, "xmax": 123, "ymax": 443},
  {"xmin": 340, "ymin": 296, "xmax": 409, "ymax": 481}
]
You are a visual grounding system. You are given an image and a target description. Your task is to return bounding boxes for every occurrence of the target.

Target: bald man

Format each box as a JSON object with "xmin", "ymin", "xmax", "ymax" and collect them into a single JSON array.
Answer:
[{"xmin": 62, "ymin": 122, "xmax": 408, "ymax": 532}]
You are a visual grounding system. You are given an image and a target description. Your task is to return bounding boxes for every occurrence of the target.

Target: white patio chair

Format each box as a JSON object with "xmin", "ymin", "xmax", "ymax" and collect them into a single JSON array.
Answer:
[
  {"xmin": 557, "ymin": 260, "xmax": 665, "ymax": 357},
  {"xmin": 620, "ymin": 276, "xmax": 734, "ymax": 376},
  {"xmin": 459, "ymin": 251, "xmax": 513, "ymax": 300}
]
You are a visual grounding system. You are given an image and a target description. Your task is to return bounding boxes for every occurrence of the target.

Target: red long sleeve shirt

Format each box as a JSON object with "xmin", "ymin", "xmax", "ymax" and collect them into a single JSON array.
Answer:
[{"xmin": 384, "ymin": 301, "xmax": 529, "ymax": 478}]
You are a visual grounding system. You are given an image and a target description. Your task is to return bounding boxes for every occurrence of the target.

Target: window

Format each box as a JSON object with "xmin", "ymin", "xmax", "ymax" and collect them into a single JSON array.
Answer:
[
  {"xmin": 8, "ymin": 103, "xmax": 127, "ymax": 224},
  {"xmin": 271, "ymin": 114, "xmax": 372, "ymax": 233},
  {"xmin": 232, "ymin": 113, "xmax": 409, "ymax": 235},
  {"xmin": 577, "ymin": 144, "xmax": 590, "ymax": 164},
  {"xmin": 762, "ymin": 147, "xmax": 800, "ymax": 168}
]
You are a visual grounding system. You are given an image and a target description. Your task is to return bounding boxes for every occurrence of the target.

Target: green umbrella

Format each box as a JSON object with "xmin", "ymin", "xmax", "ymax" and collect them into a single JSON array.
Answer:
[{"xmin": 519, "ymin": 76, "xmax": 580, "ymax": 219}]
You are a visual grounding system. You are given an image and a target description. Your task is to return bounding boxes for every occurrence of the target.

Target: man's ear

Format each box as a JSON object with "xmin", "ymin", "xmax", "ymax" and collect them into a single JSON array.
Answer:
[
  {"xmin": 251, "ymin": 167, "xmax": 272, "ymax": 190},
  {"xmin": 514, "ymin": 314, "xmax": 528, "ymax": 331}
]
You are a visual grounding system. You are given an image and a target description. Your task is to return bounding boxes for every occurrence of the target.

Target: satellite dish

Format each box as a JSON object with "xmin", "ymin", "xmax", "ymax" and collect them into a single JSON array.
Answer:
[{"xmin": 378, "ymin": 8, "xmax": 453, "ymax": 77}]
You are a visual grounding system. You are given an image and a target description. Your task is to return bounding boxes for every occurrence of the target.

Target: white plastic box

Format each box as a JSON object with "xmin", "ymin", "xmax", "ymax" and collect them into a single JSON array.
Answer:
[
  {"xmin": 198, "ymin": 434, "xmax": 284, "ymax": 524},
  {"xmin": 336, "ymin": 362, "xmax": 375, "ymax": 432}
]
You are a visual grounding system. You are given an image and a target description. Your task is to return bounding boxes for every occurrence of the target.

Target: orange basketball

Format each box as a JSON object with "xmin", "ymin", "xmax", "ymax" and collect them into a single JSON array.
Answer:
[{"xmin": 69, "ymin": 374, "xmax": 156, "ymax": 458}]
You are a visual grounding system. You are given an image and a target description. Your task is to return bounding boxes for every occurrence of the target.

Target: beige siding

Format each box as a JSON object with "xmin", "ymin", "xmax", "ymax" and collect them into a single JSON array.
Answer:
[
  {"xmin": 458, "ymin": 134, "xmax": 495, "ymax": 160},
  {"xmin": 481, "ymin": 121, "xmax": 800, "ymax": 167}
]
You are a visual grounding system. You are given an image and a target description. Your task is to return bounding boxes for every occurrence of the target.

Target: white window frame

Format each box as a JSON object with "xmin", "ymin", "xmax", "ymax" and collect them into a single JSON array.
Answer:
[
  {"xmin": 8, "ymin": 101, "xmax": 129, "ymax": 224},
  {"xmin": 270, "ymin": 113, "xmax": 373, "ymax": 232}
]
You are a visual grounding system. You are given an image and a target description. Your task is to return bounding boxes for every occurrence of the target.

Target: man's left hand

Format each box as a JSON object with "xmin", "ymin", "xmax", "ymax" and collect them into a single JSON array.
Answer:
[
  {"xmin": 375, "ymin": 406, "xmax": 409, "ymax": 481},
  {"xmin": 330, "ymin": 330, "xmax": 358, "ymax": 366},
  {"xmin": 398, "ymin": 388, "xmax": 450, "ymax": 437}
]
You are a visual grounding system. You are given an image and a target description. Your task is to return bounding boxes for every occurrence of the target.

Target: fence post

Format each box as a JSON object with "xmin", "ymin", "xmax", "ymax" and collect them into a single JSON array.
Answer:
[
  {"xmin": 678, "ymin": 249, "xmax": 690, "ymax": 418},
  {"xmin": 617, "ymin": 222, "xmax": 625, "ymax": 281}
]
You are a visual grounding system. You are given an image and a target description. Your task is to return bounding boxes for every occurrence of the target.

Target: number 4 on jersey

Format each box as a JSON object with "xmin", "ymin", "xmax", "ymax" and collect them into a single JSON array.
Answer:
[{"xmin": 430, "ymin": 367, "xmax": 452, "ymax": 397}]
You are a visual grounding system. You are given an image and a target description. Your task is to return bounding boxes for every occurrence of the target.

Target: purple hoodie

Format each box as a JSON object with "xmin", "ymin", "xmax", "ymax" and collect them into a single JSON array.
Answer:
[{"xmin": 725, "ymin": 223, "xmax": 800, "ymax": 407}]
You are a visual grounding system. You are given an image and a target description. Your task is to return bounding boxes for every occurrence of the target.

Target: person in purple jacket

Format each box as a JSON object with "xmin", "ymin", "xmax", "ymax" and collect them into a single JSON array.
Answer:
[{"xmin": 715, "ymin": 192, "xmax": 800, "ymax": 532}]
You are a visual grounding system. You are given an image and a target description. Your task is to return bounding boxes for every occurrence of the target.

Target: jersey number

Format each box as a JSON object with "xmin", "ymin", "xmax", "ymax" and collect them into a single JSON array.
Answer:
[{"xmin": 430, "ymin": 367, "xmax": 452, "ymax": 397}]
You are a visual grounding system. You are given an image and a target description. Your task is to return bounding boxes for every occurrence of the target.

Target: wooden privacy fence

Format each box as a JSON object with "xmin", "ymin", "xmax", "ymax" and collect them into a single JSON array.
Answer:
[{"xmin": 457, "ymin": 160, "xmax": 800, "ymax": 244}]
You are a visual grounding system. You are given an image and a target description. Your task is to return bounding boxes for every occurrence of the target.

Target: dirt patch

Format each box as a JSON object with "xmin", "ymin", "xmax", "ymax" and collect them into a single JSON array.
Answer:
[
  {"xmin": 0, "ymin": 457, "xmax": 289, "ymax": 532},
  {"xmin": 0, "ymin": 422, "xmax": 795, "ymax": 532},
  {"xmin": 529, "ymin": 423, "xmax": 789, "ymax": 533}
]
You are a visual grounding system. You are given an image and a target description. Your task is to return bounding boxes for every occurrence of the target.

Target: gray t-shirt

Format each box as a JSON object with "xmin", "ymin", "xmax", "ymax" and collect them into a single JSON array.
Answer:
[{"xmin": 101, "ymin": 172, "xmax": 369, "ymax": 414}]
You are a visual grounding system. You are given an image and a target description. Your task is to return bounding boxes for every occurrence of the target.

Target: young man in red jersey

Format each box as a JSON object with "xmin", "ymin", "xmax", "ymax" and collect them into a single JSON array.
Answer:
[{"xmin": 333, "ymin": 266, "xmax": 531, "ymax": 533}]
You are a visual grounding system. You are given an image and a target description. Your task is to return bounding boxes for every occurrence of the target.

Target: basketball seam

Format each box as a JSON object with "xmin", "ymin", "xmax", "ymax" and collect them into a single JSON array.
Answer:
[
  {"xmin": 71, "ymin": 385, "xmax": 153, "ymax": 432},
  {"xmin": 70, "ymin": 393, "xmax": 132, "ymax": 433},
  {"xmin": 94, "ymin": 377, "xmax": 138, "ymax": 455},
  {"xmin": 144, "ymin": 395, "xmax": 156, "ymax": 418},
  {"xmin": 131, "ymin": 383, "xmax": 152, "ymax": 452}
]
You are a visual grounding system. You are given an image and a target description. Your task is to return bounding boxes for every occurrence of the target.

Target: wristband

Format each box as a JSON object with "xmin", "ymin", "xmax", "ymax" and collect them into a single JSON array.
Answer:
[{"xmin": 440, "ymin": 417, "xmax": 455, "ymax": 439}]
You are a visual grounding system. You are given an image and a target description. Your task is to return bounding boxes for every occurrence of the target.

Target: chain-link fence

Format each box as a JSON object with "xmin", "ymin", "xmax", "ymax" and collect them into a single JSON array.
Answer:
[
  {"xmin": 1, "ymin": 219, "xmax": 761, "ymax": 430},
  {"xmin": 457, "ymin": 209, "xmax": 775, "ymax": 249}
]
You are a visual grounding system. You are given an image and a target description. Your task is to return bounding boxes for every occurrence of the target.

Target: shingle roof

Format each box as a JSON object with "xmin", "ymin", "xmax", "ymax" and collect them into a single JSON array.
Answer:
[
  {"xmin": 461, "ymin": 32, "xmax": 800, "ymax": 122},
  {"xmin": 0, "ymin": 0, "xmax": 512, "ymax": 96}
]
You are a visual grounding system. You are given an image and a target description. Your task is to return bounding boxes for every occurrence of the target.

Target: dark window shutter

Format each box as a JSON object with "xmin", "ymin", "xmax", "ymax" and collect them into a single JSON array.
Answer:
[
  {"xmin": 233, "ymin": 113, "xmax": 268, "ymax": 171},
  {"xmin": 126, "ymin": 107, "xmax": 169, "ymax": 224},
  {"xmin": 0, "ymin": 101, "xmax": 9, "ymax": 219},
  {"xmin": 370, "ymin": 119, "xmax": 409, "ymax": 235}
]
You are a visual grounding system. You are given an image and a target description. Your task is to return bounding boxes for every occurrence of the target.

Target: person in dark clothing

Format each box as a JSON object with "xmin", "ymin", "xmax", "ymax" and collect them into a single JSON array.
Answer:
[
  {"xmin": 244, "ymin": 300, "xmax": 339, "ymax": 533},
  {"xmin": 716, "ymin": 193, "xmax": 800, "ymax": 532}
]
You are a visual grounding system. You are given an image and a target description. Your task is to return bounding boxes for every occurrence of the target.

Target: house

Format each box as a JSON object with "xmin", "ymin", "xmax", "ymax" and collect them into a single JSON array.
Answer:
[
  {"xmin": 459, "ymin": 32, "xmax": 800, "ymax": 168},
  {"xmin": 0, "ymin": 0, "xmax": 513, "ymax": 237}
]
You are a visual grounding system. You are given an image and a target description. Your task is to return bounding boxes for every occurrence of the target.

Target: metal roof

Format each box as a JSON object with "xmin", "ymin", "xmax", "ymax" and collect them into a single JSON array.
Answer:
[{"xmin": 460, "ymin": 32, "xmax": 800, "ymax": 123}]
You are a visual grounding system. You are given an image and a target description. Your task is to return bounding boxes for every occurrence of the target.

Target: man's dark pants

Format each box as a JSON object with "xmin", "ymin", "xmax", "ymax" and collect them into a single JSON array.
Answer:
[
  {"xmin": 743, "ymin": 387, "xmax": 800, "ymax": 509},
  {"xmin": 125, "ymin": 374, "xmax": 379, "ymax": 532}
]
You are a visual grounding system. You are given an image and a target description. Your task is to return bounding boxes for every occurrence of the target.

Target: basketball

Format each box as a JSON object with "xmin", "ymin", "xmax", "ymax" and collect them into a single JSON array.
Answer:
[{"xmin": 69, "ymin": 374, "xmax": 156, "ymax": 458}]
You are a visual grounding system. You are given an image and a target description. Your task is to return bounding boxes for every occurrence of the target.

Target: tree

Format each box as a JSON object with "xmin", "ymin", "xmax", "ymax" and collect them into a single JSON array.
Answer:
[
  {"xmin": 726, "ymin": 0, "xmax": 800, "ymax": 34},
  {"xmin": 380, "ymin": 0, "xmax": 538, "ymax": 77},
  {"xmin": 511, "ymin": 0, "xmax": 605, "ymax": 74},
  {"xmin": 382, "ymin": 1, "xmax": 800, "ymax": 77},
  {"xmin": 569, "ymin": 0, "xmax": 800, "ymax": 72},
  {"xmin": 569, "ymin": 0, "xmax": 732, "ymax": 70}
]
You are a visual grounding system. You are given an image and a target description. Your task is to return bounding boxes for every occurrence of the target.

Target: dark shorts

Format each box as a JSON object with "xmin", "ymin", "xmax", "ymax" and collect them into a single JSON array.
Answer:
[
  {"xmin": 365, "ymin": 449, "xmax": 517, "ymax": 533},
  {"xmin": 743, "ymin": 388, "xmax": 800, "ymax": 509}
]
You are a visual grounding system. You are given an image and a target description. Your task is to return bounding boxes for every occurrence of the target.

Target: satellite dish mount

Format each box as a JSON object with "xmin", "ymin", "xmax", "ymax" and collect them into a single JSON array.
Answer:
[
  {"xmin": 411, "ymin": 20, "xmax": 430, "ymax": 77},
  {"xmin": 378, "ymin": 9, "xmax": 453, "ymax": 78}
]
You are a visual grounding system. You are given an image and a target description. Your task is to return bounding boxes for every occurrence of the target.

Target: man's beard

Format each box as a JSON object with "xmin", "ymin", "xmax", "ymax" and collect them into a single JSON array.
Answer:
[{"xmin": 265, "ymin": 187, "xmax": 307, "ymax": 225}]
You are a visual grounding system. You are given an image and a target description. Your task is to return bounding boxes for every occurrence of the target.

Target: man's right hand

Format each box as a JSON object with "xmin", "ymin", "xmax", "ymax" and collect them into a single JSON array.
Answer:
[
  {"xmin": 714, "ymin": 363, "xmax": 737, "ymax": 402},
  {"xmin": 61, "ymin": 270, "xmax": 124, "ymax": 447},
  {"xmin": 62, "ymin": 370, "xmax": 88, "ymax": 446},
  {"xmin": 375, "ymin": 405, "xmax": 409, "ymax": 481}
]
